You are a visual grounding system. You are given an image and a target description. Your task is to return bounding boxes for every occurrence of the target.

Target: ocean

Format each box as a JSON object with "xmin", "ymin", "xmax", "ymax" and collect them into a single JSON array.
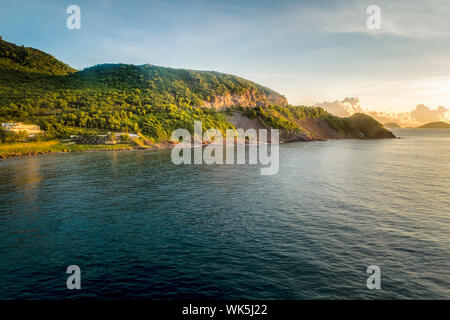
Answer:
[{"xmin": 0, "ymin": 129, "xmax": 449, "ymax": 299}]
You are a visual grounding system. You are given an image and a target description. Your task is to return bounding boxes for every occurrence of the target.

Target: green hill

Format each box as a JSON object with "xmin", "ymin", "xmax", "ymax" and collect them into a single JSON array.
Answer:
[
  {"xmin": 384, "ymin": 122, "xmax": 401, "ymax": 128},
  {"xmin": 347, "ymin": 113, "xmax": 396, "ymax": 139},
  {"xmin": 71, "ymin": 63, "xmax": 287, "ymax": 106},
  {"xmin": 417, "ymin": 121, "xmax": 450, "ymax": 129},
  {"xmin": 0, "ymin": 38, "xmax": 76, "ymax": 75},
  {"xmin": 0, "ymin": 38, "xmax": 394, "ymax": 145}
]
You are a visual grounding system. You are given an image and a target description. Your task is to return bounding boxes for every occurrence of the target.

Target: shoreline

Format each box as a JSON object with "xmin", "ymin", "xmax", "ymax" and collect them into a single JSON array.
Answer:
[
  {"xmin": 0, "ymin": 147, "xmax": 139, "ymax": 160},
  {"xmin": 0, "ymin": 140, "xmax": 140, "ymax": 160},
  {"xmin": 0, "ymin": 134, "xmax": 397, "ymax": 161},
  {"xmin": 0, "ymin": 147, "xmax": 161, "ymax": 161}
]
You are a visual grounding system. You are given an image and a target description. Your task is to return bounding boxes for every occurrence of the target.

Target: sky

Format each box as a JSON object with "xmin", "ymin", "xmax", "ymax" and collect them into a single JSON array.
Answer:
[{"xmin": 1, "ymin": 0, "xmax": 449, "ymax": 124}]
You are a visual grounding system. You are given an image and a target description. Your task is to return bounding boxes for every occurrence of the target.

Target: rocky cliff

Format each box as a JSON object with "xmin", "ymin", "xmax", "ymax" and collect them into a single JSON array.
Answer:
[
  {"xmin": 202, "ymin": 89, "xmax": 288, "ymax": 110},
  {"xmin": 227, "ymin": 109, "xmax": 395, "ymax": 143}
]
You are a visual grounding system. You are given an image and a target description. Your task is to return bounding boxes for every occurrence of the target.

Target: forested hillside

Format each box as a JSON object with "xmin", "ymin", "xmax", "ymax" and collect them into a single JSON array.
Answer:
[
  {"xmin": 0, "ymin": 39, "xmax": 76, "ymax": 75},
  {"xmin": 0, "ymin": 38, "xmax": 394, "ymax": 144}
]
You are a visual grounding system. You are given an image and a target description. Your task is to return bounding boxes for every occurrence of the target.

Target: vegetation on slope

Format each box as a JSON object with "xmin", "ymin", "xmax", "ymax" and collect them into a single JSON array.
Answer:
[
  {"xmin": 239, "ymin": 105, "xmax": 328, "ymax": 136},
  {"xmin": 0, "ymin": 38, "xmax": 394, "ymax": 150},
  {"xmin": 0, "ymin": 42, "xmax": 286, "ymax": 142},
  {"xmin": 417, "ymin": 121, "xmax": 450, "ymax": 129},
  {"xmin": 0, "ymin": 38, "xmax": 76, "ymax": 75},
  {"xmin": 383, "ymin": 122, "xmax": 401, "ymax": 129},
  {"xmin": 0, "ymin": 140, "xmax": 132, "ymax": 159},
  {"xmin": 232, "ymin": 107, "xmax": 394, "ymax": 140},
  {"xmin": 346, "ymin": 113, "xmax": 395, "ymax": 138}
]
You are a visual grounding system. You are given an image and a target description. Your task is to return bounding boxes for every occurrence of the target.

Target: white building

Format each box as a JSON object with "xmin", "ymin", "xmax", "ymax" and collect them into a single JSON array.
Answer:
[{"xmin": 1, "ymin": 122, "xmax": 42, "ymax": 136}]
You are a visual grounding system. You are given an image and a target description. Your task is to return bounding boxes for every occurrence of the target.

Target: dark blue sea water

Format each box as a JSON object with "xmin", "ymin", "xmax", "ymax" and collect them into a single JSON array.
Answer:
[{"xmin": 0, "ymin": 129, "xmax": 449, "ymax": 299}]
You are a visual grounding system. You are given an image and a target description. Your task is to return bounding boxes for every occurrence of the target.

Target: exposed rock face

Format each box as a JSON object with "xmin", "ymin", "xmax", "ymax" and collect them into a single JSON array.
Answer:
[
  {"xmin": 293, "ymin": 118, "xmax": 341, "ymax": 140},
  {"xmin": 202, "ymin": 89, "xmax": 288, "ymax": 110},
  {"xmin": 227, "ymin": 113, "xmax": 309, "ymax": 142},
  {"xmin": 227, "ymin": 112, "xmax": 395, "ymax": 143},
  {"xmin": 227, "ymin": 112, "xmax": 268, "ymax": 130},
  {"xmin": 277, "ymin": 129, "xmax": 313, "ymax": 142}
]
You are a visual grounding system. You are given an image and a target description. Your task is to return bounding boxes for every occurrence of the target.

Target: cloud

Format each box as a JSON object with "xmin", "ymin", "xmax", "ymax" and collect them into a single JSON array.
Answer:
[
  {"xmin": 316, "ymin": 97, "xmax": 449, "ymax": 127},
  {"xmin": 410, "ymin": 104, "xmax": 448, "ymax": 123},
  {"xmin": 315, "ymin": 97, "xmax": 363, "ymax": 117},
  {"xmin": 284, "ymin": 0, "xmax": 450, "ymax": 39},
  {"xmin": 366, "ymin": 110, "xmax": 416, "ymax": 127},
  {"xmin": 368, "ymin": 105, "xmax": 449, "ymax": 126}
]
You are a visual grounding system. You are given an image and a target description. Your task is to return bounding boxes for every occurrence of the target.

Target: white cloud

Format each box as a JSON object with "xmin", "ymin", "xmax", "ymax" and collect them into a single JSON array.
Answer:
[
  {"xmin": 367, "ymin": 104, "xmax": 449, "ymax": 126},
  {"xmin": 410, "ymin": 104, "xmax": 448, "ymax": 123},
  {"xmin": 315, "ymin": 97, "xmax": 363, "ymax": 117},
  {"xmin": 283, "ymin": 0, "xmax": 450, "ymax": 39},
  {"xmin": 317, "ymin": 97, "xmax": 450, "ymax": 127}
]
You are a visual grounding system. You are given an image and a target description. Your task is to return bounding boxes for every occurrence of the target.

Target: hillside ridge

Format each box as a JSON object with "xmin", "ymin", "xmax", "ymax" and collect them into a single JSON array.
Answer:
[
  {"xmin": 417, "ymin": 121, "xmax": 450, "ymax": 129},
  {"xmin": 0, "ymin": 38, "xmax": 76, "ymax": 75},
  {"xmin": 0, "ymin": 38, "xmax": 395, "ymax": 147}
]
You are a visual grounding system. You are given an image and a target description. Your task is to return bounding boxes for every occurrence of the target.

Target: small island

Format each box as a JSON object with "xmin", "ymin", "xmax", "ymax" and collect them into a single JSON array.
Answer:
[{"xmin": 417, "ymin": 121, "xmax": 450, "ymax": 129}]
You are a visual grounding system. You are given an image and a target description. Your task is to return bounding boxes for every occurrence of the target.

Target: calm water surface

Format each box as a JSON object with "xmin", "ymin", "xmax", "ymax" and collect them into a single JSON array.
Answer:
[{"xmin": 0, "ymin": 129, "xmax": 449, "ymax": 299}]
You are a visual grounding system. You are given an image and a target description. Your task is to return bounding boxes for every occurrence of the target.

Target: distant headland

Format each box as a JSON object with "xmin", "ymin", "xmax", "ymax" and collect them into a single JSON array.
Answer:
[{"xmin": 417, "ymin": 121, "xmax": 450, "ymax": 129}]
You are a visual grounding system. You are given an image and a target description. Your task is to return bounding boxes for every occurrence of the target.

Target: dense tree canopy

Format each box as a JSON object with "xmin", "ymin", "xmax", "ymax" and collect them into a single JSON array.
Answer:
[{"xmin": 1, "ymin": 38, "xmax": 386, "ymax": 143}]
